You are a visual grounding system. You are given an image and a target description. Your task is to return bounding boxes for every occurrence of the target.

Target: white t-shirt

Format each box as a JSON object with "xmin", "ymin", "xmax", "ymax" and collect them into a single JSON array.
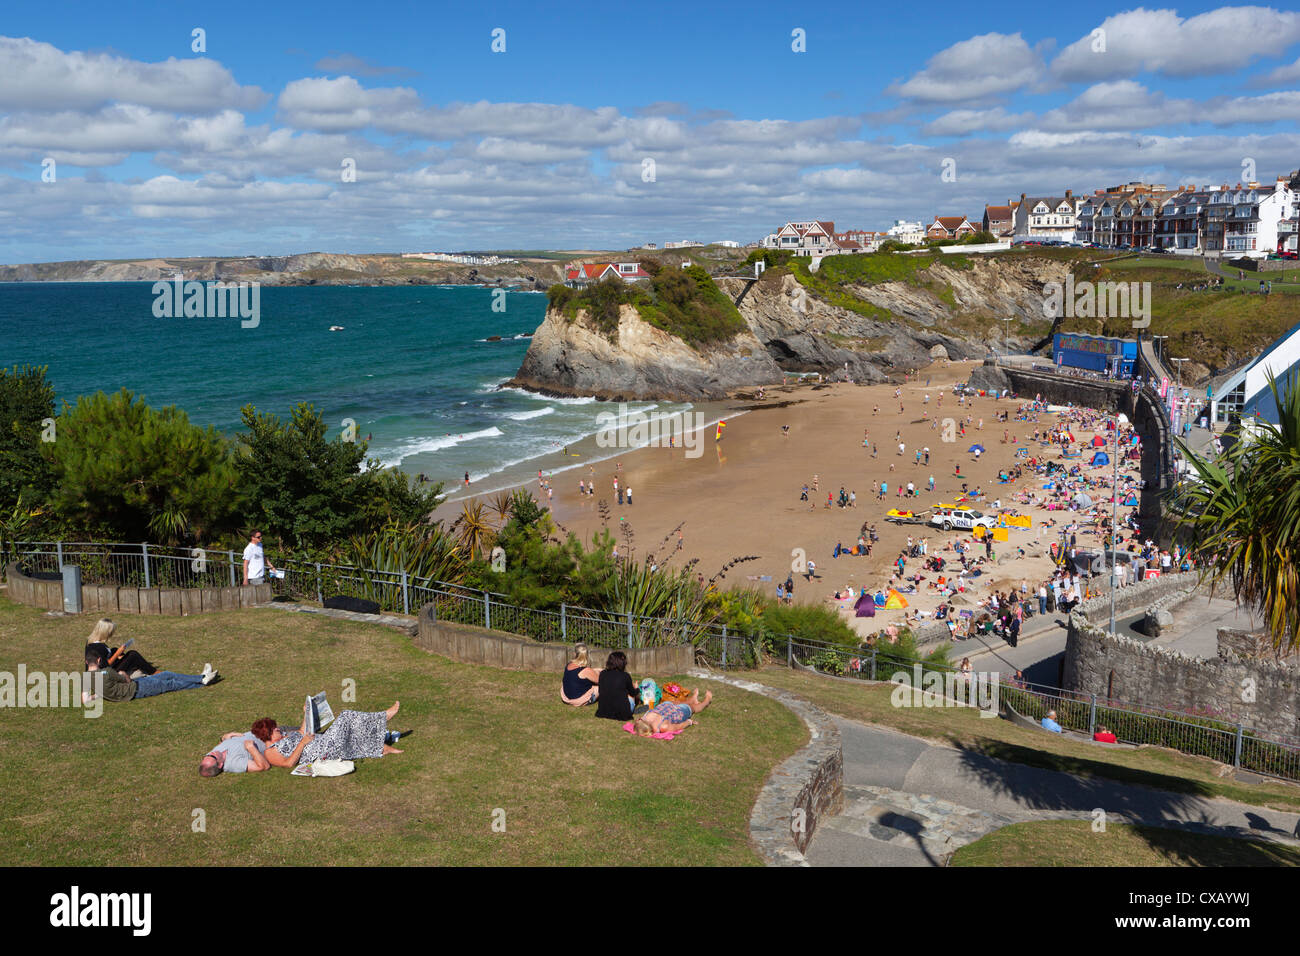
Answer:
[{"xmin": 243, "ymin": 541, "xmax": 266, "ymax": 579}]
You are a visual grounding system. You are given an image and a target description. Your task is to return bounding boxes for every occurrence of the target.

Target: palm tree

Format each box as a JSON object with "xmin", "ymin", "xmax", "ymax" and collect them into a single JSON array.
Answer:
[
  {"xmin": 1171, "ymin": 371, "xmax": 1300, "ymax": 652},
  {"xmin": 454, "ymin": 499, "xmax": 496, "ymax": 563}
]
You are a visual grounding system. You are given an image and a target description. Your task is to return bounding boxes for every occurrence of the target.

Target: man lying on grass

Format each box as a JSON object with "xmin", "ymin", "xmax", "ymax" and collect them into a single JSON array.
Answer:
[{"xmin": 81, "ymin": 644, "xmax": 220, "ymax": 705}]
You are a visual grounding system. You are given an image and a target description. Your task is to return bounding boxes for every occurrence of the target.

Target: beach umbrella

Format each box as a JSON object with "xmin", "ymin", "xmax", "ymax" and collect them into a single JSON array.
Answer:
[{"xmin": 968, "ymin": 444, "xmax": 985, "ymax": 453}]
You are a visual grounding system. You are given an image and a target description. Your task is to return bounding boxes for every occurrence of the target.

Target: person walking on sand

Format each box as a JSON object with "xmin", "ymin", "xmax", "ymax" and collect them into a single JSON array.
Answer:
[
  {"xmin": 464, "ymin": 471, "xmax": 470, "ymax": 487},
  {"xmin": 625, "ymin": 487, "xmax": 632, "ymax": 506},
  {"xmin": 928, "ymin": 475, "xmax": 935, "ymax": 492}
]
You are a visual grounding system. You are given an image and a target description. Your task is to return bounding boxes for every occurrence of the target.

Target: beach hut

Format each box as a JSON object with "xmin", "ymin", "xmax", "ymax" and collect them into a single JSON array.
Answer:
[
  {"xmin": 1090, "ymin": 451, "xmax": 1110, "ymax": 467},
  {"xmin": 883, "ymin": 589, "xmax": 909, "ymax": 609}
]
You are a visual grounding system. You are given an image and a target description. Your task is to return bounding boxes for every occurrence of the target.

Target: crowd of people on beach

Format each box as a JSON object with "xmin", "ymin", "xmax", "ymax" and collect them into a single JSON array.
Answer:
[{"xmin": 805, "ymin": 384, "xmax": 1201, "ymax": 649}]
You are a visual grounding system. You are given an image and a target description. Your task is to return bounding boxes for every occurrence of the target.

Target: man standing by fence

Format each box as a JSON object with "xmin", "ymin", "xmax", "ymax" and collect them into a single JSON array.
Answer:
[{"xmin": 242, "ymin": 530, "xmax": 276, "ymax": 586}]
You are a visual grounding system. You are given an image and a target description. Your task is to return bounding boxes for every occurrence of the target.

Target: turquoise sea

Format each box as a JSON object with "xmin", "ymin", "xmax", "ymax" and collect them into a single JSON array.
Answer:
[{"xmin": 0, "ymin": 282, "xmax": 701, "ymax": 494}]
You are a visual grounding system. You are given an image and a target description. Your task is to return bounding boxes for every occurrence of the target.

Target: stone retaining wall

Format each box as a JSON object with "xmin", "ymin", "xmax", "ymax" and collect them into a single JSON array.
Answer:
[
  {"xmin": 3, "ymin": 562, "xmax": 270, "ymax": 615},
  {"xmin": 415, "ymin": 605, "xmax": 695, "ymax": 673},
  {"xmin": 1074, "ymin": 570, "xmax": 1199, "ymax": 624},
  {"xmin": 1062, "ymin": 611, "xmax": 1300, "ymax": 738},
  {"xmin": 687, "ymin": 670, "xmax": 843, "ymax": 865}
]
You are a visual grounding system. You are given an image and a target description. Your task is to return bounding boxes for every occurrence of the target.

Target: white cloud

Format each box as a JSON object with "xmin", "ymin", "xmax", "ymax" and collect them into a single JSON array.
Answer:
[
  {"xmin": 889, "ymin": 33, "xmax": 1044, "ymax": 103},
  {"xmin": 922, "ymin": 108, "xmax": 1035, "ymax": 136},
  {"xmin": 1052, "ymin": 6, "xmax": 1300, "ymax": 82},
  {"xmin": 0, "ymin": 37, "xmax": 266, "ymax": 113},
  {"xmin": 1250, "ymin": 55, "xmax": 1300, "ymax": 87}
]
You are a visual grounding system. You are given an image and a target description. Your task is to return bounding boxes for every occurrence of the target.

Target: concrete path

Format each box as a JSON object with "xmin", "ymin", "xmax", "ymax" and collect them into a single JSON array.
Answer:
[{"xmin": 806, "ymin": 716, "xmax": 1300, "ymax": 866}]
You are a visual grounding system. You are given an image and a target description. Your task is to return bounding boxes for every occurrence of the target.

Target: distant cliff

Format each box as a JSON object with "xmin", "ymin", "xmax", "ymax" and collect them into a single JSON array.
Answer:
[{"xmin": 0, "ymin": 252, "xmax": 566, "ymax": 288}]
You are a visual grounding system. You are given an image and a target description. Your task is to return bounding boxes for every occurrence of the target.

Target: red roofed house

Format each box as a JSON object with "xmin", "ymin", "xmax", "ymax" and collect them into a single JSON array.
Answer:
[
  {"xmin": 564, "ymin": 261, "xmax": 653, "ymax": 287},
  {"xmin": 926, "ymin": 216, "xmax": 976, "ymax": 240},
  {"xmin": 982, "ymin": 202, "xmax": 1017, "ymax": 238},
  {"xmin": 761, "ymin": 220, "xmax": 838, "ymax": 254}
]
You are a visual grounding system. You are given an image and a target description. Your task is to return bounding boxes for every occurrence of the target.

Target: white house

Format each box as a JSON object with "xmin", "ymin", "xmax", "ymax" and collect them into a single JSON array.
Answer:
[
  {"xmin": 761, "ymin": 221, "xmax": 839, "ymax": 254},
  {"xmin": 886, "ymin": 220, "xmax": 924, "ymax": 245},
  {"xmin": 1013, "ymin": 192, "xmax": 1080, "ymax": 240}
]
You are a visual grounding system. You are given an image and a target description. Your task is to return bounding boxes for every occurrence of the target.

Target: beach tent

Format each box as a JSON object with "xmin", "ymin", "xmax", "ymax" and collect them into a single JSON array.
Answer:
[
  {"xmin": 1130, "ymin": 435, "xmax": 1140, "ymax": 446},
  {"xmin": 1074, "ymin": 492, "xmax": 1094, "ymax": 507},
  {"xmin": 1090, "ymin": 451, "xmax": 1110, "ymax": 467},
  {"xmin": 854, "ymin": 593, "xmax": 876, "ymax": 618},
  {"xmin": 1121, "ymin": 492, "xmax": 1138, "ymax": 505},
  {"xmin": 968, "ymin": 444, "xmax": 985, "ymax": 453},
  {"xmin": 883, "ymin": 589, "xmax": 909, "ymax": 609},
  {"xmin": 1091, "ymin": 435, "xmax": 1106, "ymax": 447}
]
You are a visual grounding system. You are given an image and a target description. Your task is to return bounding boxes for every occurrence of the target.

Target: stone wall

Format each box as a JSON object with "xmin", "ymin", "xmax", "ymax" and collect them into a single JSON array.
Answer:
[
  {"xmin": 1073, "ymin": 570, "xmax": 1199, "ymax": 624},
  {"xmin": 415, "ymin": 605, "xmax": 696, "ymax": 674},
  {"xmin": 1062, "ymin": 611, "xmax": 1300, "ymax": 738},
  {"xmin": 688, "ymin": 670, "xmax": 842, "ymax": 864},
  {"xmin": 3, "ymin": 562, "xmax": 270, "ymax": 615}
]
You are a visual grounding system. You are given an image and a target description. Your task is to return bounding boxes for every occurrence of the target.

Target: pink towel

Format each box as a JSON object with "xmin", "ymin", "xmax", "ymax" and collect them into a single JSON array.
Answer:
[{"xmin": 622, "ymin": 721, "xmax": 682, "ymax": 740}]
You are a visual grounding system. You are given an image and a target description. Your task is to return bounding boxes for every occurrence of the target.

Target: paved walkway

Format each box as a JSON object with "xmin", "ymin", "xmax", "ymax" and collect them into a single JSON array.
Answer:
[{"xmin": 806, "ymin": 716, "xmax": 1300, "ymax": 866}]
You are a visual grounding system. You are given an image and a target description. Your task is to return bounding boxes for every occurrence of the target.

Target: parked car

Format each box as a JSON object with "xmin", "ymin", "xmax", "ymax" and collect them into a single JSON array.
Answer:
[{"xmin": 930, "ymin": 506, "xmax": 996, "ymax": 532}]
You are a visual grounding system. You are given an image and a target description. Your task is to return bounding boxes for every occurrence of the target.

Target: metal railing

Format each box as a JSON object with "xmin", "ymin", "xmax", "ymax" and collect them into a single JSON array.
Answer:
[
  {"xmin": 784, "ymin": 634, "xmax": 1300, "ymax": 783},
  {"xmin": 5, "ymin": 538, "xmax": 1298, "ymax": 781}
]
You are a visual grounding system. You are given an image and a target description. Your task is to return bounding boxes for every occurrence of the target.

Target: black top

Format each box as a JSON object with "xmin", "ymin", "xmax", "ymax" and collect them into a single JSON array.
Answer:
[{"xmin": 595, "ymin": 669, "xmax": 636, "ymax": 720}]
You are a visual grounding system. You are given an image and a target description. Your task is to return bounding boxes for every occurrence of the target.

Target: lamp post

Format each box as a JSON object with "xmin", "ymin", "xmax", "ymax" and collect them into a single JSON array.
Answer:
[
  {"xmin": 1152, "ymin": 334, "xmax": 1168, "ymax": 364},
  {"xmin": 1171, "ymin": 357, "xmax": 1188, "ymax": 388}
]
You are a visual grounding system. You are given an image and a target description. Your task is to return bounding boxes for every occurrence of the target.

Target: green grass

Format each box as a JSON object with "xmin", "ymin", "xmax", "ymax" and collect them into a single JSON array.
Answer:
[
  {"xmin": 951, "ymin": 820, "xmax": 1300, "ymax": 866},
  {"xmin": 0, "ymin": 597, "xmax": 805, "ymax": 865},
  {"xmin": 748, "ymin": 666, "xmax": 1300, "ymax": 813}
]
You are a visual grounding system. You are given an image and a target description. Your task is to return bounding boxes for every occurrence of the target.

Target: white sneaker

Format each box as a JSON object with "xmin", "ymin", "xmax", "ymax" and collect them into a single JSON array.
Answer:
[
  {"xmin": 201, "ymin": 666, "xmax": 219, "ymax": 686},
  {"xmin": 200, "ymin": 663, "xmax": 212, "ymax": 680}
]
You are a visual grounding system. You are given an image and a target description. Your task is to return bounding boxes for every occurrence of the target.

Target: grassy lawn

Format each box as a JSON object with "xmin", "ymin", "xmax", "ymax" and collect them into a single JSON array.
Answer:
[
  {"xmin": 951, "ymin": 820, "xmax": 1300, "ymax": 866},
  {"xmin": 0, "ymin": 597, "xmax": 805, "ymax": 866},
  {"xmin": 748, "ymin": 666, "xmax": 1300, "ymax": 813}
]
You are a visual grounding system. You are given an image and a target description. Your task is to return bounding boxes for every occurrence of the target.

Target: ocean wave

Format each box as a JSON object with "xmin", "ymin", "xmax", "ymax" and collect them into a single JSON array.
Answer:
[
  {"xmin": 505, "ymin": 407, "xmax": 555, "ymax": 421},
  {"xmin": 382, "ymin": 426, "xmax": 504, "ymax": 466}
]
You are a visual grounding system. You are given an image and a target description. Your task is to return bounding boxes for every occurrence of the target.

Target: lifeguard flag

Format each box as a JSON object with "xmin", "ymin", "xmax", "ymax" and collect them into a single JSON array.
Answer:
[{"xmin": 715, "ymin": 420, "xmax": 726, "ymax": 441}]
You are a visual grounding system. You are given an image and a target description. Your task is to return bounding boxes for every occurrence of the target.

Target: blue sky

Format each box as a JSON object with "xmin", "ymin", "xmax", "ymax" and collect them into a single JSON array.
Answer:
[{"xmin": 2, "ymin": 0, "xmax": 1299, "ymax": 259}]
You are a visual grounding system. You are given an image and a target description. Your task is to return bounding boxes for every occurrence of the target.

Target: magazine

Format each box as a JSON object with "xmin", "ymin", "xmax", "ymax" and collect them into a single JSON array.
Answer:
[{"xmin": 304, "ymin": 692, "xmax": 335, "ymax": 734}]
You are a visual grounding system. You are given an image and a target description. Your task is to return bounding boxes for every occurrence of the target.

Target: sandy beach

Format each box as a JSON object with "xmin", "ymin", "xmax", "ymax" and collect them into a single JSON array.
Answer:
[{"xmin": 441, "ymin": 359, "xmax": 1147, "ymax": 639}]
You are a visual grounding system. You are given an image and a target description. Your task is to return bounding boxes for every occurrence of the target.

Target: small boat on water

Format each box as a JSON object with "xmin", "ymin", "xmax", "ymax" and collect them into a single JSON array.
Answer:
[{"xmin": 329, "ymin": 325, "xmax": 344, "ymax": 331}]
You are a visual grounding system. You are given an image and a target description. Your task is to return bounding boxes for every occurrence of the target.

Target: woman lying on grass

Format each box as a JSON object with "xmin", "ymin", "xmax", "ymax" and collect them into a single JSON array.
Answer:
[
  {"xmin": 632, "ymin": 689, "xmax": 713, "ymax": 737},
  {"xmin": 255, "ymin": 700, "xmax": 407, "ymax": 769}
]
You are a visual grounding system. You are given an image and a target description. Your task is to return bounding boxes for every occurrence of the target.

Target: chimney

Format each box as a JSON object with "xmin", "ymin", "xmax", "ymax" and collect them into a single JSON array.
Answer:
[
  {"xmin": 1021, "ymin": 193, "xmax": 1026, "ymax": 203},
  {"xmin": 1065, "ymin": 189, "xmax": 1072, "ymax": 199}
]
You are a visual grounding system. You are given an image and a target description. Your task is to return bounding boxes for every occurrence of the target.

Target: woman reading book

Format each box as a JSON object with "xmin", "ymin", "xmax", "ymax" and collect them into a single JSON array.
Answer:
[{"xmin": 255, "ymin": 700, "xmax": 407, "ymax": 769}]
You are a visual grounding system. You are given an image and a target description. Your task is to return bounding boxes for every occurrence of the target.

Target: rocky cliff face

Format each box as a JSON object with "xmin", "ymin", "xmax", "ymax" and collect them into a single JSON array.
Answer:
[
  {"xmin": 719, "ymin": 255, "xmax": 1070, "ymax": 381},
  {"xmin": 508, "ymin": 303, "xmax": 783, "ymax": 401},
  {"xmin": 509, "ymin": 254, "xmax": 1071, "ymax": 399}
]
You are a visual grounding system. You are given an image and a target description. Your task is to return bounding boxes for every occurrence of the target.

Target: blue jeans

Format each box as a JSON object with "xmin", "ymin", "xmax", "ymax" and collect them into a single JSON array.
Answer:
[
  {"xmin": 133, "ymin": 671, "xmax": 205, "ymax": 699},
  {"xmin": 1038, "ymin": 596, "xmax": 1047, "ymax": 614}
]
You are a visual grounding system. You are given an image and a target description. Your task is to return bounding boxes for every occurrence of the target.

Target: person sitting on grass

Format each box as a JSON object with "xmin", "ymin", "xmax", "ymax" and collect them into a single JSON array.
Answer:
[
  {"xmin": 1093, "ymin": 724, "xmax": 1118, "ymax": 743},
  {"xmin": 632, "ymin": 689, "xmax": 714, "ymax": 737},
  {"xmin": 1041, "ymin": 710, "xmax": 1065, "ymax": 734},
  {"xmin": 86, "ymin": 618, "xmax": 158, "ymax": 678},
  {"xmin": 82, "ymin": 644, "xmax": 219, "ymax": 705},
  {"xmin": 561, "ymin": 643, "xmax": 601, "ymax": 707},
  {"xmin": 595, "ymin": 651, "xmax": 638, "ymax": 721}
]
